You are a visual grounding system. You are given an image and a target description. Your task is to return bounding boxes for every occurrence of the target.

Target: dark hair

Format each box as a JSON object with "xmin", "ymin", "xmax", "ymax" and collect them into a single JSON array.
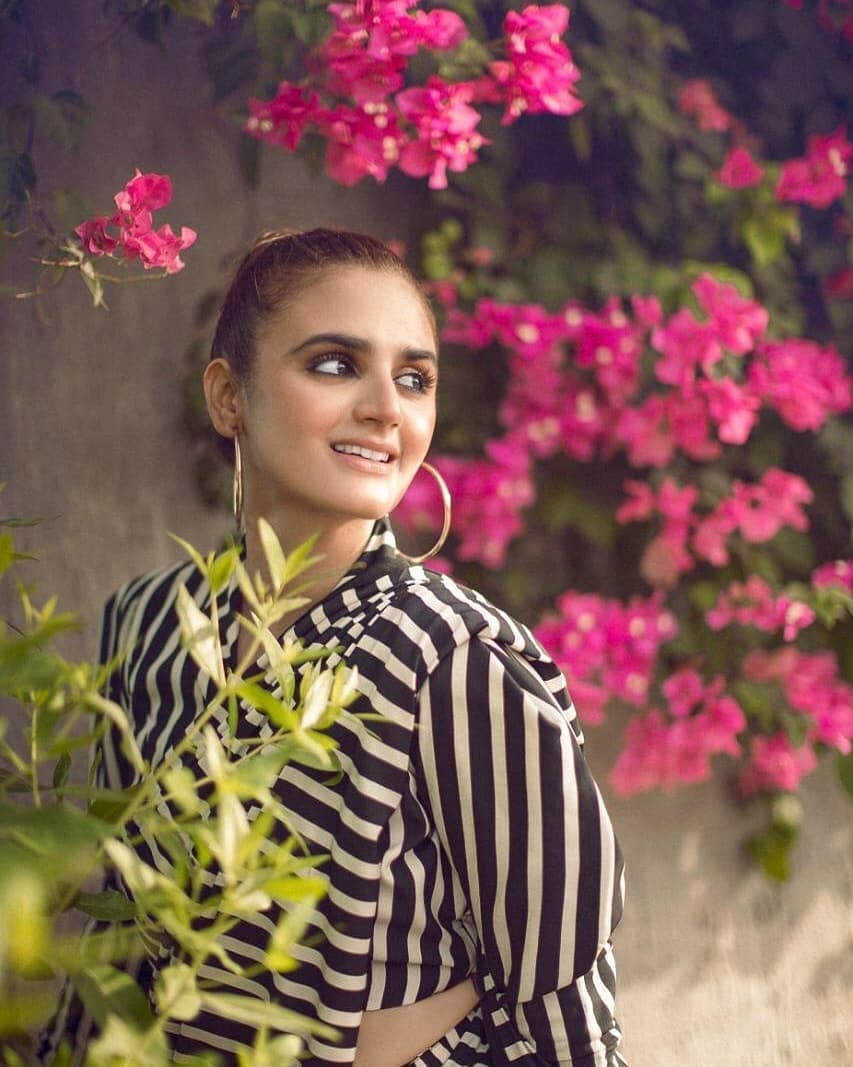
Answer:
[{"xmin": 210, "ymin": 227, "xmax": 436, "ymax": 382}]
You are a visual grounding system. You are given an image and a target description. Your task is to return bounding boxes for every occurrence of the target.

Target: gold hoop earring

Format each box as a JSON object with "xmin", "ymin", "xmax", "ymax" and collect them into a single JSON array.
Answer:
[
  {"xmin": 233, "ymin": 436, "xmax": 244, "ymax": 531},
  {"xmin": 398, "ymin": 462, "xmax": 452, "ymax": 564}
]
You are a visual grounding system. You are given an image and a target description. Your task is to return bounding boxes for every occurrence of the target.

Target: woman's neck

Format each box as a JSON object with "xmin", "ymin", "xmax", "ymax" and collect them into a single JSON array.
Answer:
[{"xmin": 242, "ymin": 509, "xmax": 376, "ymax": 630}]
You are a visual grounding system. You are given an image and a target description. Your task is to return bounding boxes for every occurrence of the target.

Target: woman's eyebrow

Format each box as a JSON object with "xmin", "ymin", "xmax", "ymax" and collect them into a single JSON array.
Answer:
[{"xmin": 288, "ymin": 331, "xmax": 437, "ymax": 364}]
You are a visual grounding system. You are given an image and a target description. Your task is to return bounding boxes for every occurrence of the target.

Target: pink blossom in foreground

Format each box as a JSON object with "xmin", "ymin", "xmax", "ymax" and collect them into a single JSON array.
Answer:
[
  {"xmin": 573, "ymin": 309, "xmax": 642, "ymax": 405},
  {"xmin": 747, "ymin": 339, "xmax": 852, "ymax": 431},
  {"xmin": 396, "ymin": 436, "xmax": 534, "ymax": 569},
  {"xmin": 488, "ymin": 3, "xmax": 583, "ymax": 125},
  {"xmin": 610, "ymin": 677, "xmax": 745, "ymax": 795},
  {"xmin": 811, "ymin": 559, "xmax": 853, "ymax": 592},
  {"xmin": 715, "ymin": 145, "xmax": 765, "ymax": 188},
  {"xmin": 500, "ymin": 346, "xmax": 566, "ymax": 458},
  {"xmin": 691, "ymin": 273, "xmax": 769, "ymax": 354},
  {"xmin": 614, "ymin": 396, "xmax": 675, "ymax": 468},
  {"xmin": 535, "ymin": 591, "xmax": 677, "ymax": 724},
  {"xmin": 320, "ymin": 102, "xmax": 408, "ymax": 185},
  {"xmin": 700, "ymin": 377, "xmax": 761, "ymax": 445},
  {"xmin": 74, "ymin": 170, "xmax": 196, "ymax": 274},
  {"xmin": 739, "ymin": 733, "xmax": 818, "ymax": 794},
  {"xmin": 396, "ymin": 77, "xmax": 487, "ymax": 189},
  {"xmin": 677, "ymin": 79, "xmax": 732, "ymax": 132},
  {"xmin": 652, "ymin": 308, "xmax": 722, "ymax": 388},
  {"xmin": 694, "ymin": 469, "xmax": 813, "ymax": 563},
  {"xmin": 559, "ymin": 379, "xmax": 612, "ymax": 462},
  {"xmin": 326, "ymin": 0, "xmax": 466, "ymax": 62},
  {"xmin": 616, "ymin": 478, "xmax": 698, "ymax": 587},
  {"xmin": 245, "ymin": 84, "xmax": 322, "ymax": 149},
  {"xmin": 706, "ymin": 576, "xmax": 816, "ymax": 641},
  {"xmin": 775, "ymin": 126, "xmax": 852, "ymax": 208},
  {"xmin": 744, "ymin": 648, "xmax": 853, "ymax": 757}
]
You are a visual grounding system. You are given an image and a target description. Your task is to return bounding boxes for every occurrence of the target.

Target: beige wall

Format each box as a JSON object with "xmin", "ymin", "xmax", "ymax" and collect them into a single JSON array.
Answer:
[{"xmin": 2, "ymin": 5, "xmax": 851, "ymax": 1064}]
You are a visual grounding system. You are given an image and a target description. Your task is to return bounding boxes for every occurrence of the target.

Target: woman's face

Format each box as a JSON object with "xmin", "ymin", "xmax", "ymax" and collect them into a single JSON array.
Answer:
[{"xmin": 237, "ymin": 265, "xmax": 438, "ymax": 535}]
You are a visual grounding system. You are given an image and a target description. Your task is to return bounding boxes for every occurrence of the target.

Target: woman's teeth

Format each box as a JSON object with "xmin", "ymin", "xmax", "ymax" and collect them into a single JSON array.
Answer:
[{"xmin": 333, "ymin": 444, "xmax": 390, "ymax": 462}]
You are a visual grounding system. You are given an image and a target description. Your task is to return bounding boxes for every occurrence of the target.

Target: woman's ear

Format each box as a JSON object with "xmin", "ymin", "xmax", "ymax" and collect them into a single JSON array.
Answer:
[{"xmin": 203, "ymin": 358, "xmax": 243, "ymax": 438}]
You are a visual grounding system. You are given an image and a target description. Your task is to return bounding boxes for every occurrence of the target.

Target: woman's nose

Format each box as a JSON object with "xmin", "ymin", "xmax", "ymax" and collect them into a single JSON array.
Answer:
[{"xmin": 354, "ymin": 372, "xmax": 401, "ymax": 425}]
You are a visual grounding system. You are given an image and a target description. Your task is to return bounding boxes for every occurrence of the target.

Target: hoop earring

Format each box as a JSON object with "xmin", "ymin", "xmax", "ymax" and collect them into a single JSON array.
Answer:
[
  {"xmin": 398, "ymin": 462, "xmax": 452, "ymax": 565},
  {"xmin": 232, "ymin": 436, "xmax": 244, "ymax": 531}
]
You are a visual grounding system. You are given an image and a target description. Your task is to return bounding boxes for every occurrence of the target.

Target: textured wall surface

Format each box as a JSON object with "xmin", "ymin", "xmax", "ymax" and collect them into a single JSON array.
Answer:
[{"xmin": 2, "ymin": 5, "xmax": 851, "ymax": 1065}]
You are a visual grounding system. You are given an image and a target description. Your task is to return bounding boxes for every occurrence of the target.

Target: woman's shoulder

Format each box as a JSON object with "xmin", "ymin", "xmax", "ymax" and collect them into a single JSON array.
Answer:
[
  {"xmin": 104, "ymin": 554, "xmax": 203, "ymax": 625},
  {"xmin": 374, "ymin": 562, "xmax": 552, "ymax": 670}
]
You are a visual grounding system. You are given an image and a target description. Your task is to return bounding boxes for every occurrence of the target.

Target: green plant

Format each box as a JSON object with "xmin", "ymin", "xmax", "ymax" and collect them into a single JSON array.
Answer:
[{"xmin": 0, "ymin": 509, "xmax": 359, "ymax": 1065}]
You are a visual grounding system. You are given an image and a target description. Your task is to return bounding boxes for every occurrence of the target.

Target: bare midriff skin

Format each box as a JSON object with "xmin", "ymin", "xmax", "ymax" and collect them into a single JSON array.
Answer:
[{"xmin": 353, "ymin": 978, "xmax": 481, "ymax": 1067}]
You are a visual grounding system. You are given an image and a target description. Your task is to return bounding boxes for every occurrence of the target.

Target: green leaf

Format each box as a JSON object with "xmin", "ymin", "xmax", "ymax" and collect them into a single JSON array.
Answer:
[
  {"xmin": 52, "ymin": 751, "xmax": 71, "ymax": 789},
  {"xmin": 176, "ymin": 584, "xmax": 225, "ymax": 686},
  {"xmin": 32, "ymin": 91, "xmax": 90, "ymax": 152},
  {"xmin": 0, "ymin": 530, "xmax": 14, "ymax": 576},
  {"xmin": 837, "ymin": 751, "xmax": 853, "ymax": 801},
  {"xmin": 86, "ymin": 1015, "xmax": 168, "ymax": 1067},
  {"xmin": 155, "ymin": 962, "xmax": 202, "ymax": 1022},
  {"xmin": 74, "ymin": 889, "xmax": 137, "ymax": 922},
  {"xmin": 0, "ymin": 992, "xmax": 55, "ymax": 1036},
  {"xmin": 208, "ymin": 546, "xmax": 238, "ymax": 595},
  {"xmin": 78, "ymin": 259, "xmax": 105, "ymax": 308},
  {"xmin": 74, "ymin": 964, "xmax": 154, "ymax": 1030},
  {"xmin": 745, "ymin": 821, "xmax": 796, "ymax": 882},
  {"xmin": 199, "ymin": 991, "xmax": 338, "ymax": 1039}
]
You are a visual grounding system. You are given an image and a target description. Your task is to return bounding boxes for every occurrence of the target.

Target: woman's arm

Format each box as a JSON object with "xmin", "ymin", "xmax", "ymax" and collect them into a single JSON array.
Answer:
[{"xmin": 413, "ymin": 635, "xmax": 627, "ymax": 1066}]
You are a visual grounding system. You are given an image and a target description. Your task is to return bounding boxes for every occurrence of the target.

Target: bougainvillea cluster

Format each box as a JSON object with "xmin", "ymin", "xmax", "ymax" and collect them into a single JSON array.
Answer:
[
  {"xmin": 679, "ymin": 77, "xmax": 853, "ymax": 210},
  {"xmin": 244, "ymin": 2, "xmax": 583, "ymax": 188},
  {"xmin": 75, "ymin": 170, "xmax": 196, "ymax": 274},
  {"xmin": 393, "ymin": 266, "xmax": 853, "ymax": 799}
]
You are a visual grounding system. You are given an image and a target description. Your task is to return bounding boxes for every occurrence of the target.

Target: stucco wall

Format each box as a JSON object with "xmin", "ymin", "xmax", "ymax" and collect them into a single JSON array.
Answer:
[{"xmin": 2, "ymin": 5, "xmax": 851, "ymax": 1065}]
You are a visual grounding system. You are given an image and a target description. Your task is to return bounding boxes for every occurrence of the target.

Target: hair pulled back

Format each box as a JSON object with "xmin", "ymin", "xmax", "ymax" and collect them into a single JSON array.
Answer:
[{"xmin": 210, "ymin": 227, "xmax": 434, "ymax": 382}]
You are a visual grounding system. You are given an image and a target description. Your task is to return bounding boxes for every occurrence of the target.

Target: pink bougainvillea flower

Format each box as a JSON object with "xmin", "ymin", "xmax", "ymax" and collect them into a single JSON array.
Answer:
[
  {"xmin": 706, "ymin": 576, "xmax": 816, "ymax": 641},
  {"xmin": 610, "ymin": 688, "xmax": 745, "ymax": 796},
  {"xmin": 677, "ymin": 79, "xmax": 732, "ymax": 132},
  {"xmin": 715, "ymin": 145, "xmax": 765, "ymax": 188},
  {"xmin": 721, "ymin": 468, "xmax": 813, "ymax": 543},
  {"xmin": 700, "ymin": 377, "xmax": 761, "ymax": 445},
  {"xmin": 320, "ymin": 102, "xmax": 408, "ymax": 185},
  {"xmin": 75, "ymin": 216, "xmax": 118, "ymax": 256},
  {"xmin": 652, "ymin": 307, "xmax": 722, "ymax": 387},
  {"xmin": 121, "ymin": 222, "xmax": 198, "ymax": 274},
  {"xmin": 487, "ymin": 3, "xmax": 583, "ymax": 125},
  {"xmin": 691, "ymin": 273, "xmax": 769, "ymax": 354},
  {"xmin": 326, "ymin": 0, "xmax": 465, "ymax": 61},
  {"xmin": 574, "ymin": 310, "xmax": 642, "ymax": 405},
  {"xmin": 614, "ymin": 395, "xmax": 675, "ymax": 468},
  {"xmin": 113, "ymin": 169, "xmax": 172, "ymax": 216},
  {"xmin": 536, "ymin": 589, "xmax": 676, "ymax": 726},
  {"xmin": 75, "ymin": 170, "xmax": 196, "ymax": 273},
  {"xmin": 397, "ymin": 77, "xmax": 487, "ymax": 189},
  {"xmin": 811, "ymin": 559, "xmax": 853, "ymax": 592},
  {"xmin": 245, "ymin": 83, "xmax": 322, "ymax": 150},
  {"xmin": 739, "ymin": 733, "xmax": 818, "ymax": 794},
  {"xmin": 747, "ymin": 338, "xmax": 851, "ymax": 431},
  {"xmin": 775, "ymin": 125, "xmax": 853, "ymax": 208}
]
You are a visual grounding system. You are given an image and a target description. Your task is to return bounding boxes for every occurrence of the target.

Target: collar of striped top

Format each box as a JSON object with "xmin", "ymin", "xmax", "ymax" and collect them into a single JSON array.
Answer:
[{"xmin": 221, "ymin": 516, "xmax": 410, "ymax": 656}]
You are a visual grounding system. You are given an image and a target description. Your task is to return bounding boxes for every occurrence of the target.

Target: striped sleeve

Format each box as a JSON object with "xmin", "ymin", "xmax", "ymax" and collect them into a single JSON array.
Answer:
[{"xmin": 414, "ymin": 636, "xmax": 626, "ymax": 1066}]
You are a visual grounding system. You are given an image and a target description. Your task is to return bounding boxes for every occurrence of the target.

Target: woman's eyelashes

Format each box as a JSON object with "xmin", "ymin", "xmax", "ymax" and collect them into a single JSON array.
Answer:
[{"xmin": 308, "ymin": 353, "xmax": 435, "ymax": 393}]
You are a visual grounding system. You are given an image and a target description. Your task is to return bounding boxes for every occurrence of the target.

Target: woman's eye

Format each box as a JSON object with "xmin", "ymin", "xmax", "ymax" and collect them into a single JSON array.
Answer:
[
  {"xmin": 311, "ymin": 355, "xmax": 354, "ymax": 377},
  {"xmin": 396, "ymin": 370, "xmax": 431, "ymax": 392}
]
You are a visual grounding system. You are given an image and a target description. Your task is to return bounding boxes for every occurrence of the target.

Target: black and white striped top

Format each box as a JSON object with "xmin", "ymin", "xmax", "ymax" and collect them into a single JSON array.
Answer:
[{"xmin": 91, "ymin": 519, "xmax": 627, "ymax": 1066}]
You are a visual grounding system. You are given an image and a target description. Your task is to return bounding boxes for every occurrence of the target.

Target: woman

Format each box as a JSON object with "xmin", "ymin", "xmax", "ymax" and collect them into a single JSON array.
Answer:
[{"xmin": 78, "ymin": 229, "xmax": 627, "ymax": 1066}]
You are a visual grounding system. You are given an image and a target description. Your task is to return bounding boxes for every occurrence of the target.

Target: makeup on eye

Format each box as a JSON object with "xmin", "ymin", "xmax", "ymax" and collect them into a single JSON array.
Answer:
[{"xmin": 306, "ymin": 351, "xmax": 437, "ymax": 393}]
